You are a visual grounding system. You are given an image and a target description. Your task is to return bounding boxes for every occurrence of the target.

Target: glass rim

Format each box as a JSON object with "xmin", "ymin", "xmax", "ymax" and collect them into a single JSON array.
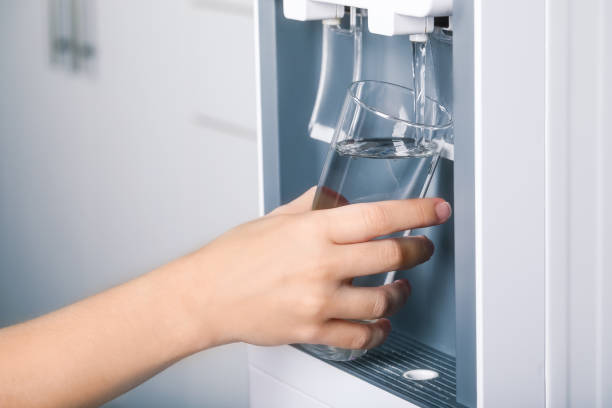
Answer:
[{"xmin": 348, "ymin": 80, "xmax": 454, "ymax": 130}]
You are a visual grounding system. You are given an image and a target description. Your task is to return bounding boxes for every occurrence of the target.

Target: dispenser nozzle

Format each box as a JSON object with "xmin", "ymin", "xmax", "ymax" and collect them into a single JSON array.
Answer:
[{"xmin": 409, "ymin": 33, "xmax": 429, "ymax": 42}]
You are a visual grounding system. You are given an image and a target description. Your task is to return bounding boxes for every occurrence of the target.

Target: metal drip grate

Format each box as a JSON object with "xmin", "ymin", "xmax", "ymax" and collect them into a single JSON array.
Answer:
[{"xmin": 297, "ymin": 331, "xmax": 463, "ymax": 408}]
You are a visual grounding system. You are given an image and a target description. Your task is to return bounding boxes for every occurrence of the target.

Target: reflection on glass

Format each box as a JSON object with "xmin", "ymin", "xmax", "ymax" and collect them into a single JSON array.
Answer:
[{"xmin": 308, "ymin": 8, "xmax": 363, "ymax": 143}]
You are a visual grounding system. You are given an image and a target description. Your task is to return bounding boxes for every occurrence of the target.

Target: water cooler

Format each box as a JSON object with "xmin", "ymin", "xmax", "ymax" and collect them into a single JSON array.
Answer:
[{"xmin": 248, "ymin": 0, "xmax": 611, "ymax": 406}]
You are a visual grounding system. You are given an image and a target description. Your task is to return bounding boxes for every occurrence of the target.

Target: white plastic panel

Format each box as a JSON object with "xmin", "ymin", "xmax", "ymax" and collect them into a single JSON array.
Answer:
[
  {"xmin": 546, "ymin": 0, "xmax": 612, "ymax": 406},
  {"xmin": 192, "ymin": 0, "xmax": 253, "ymax": 16},
  {"xmin": 249, "ymin": 366, "xmax": 330, "ymax": 408},
  {"xmin": 367, "ymin": 10, "xmax": 434, "ymax": 37},
  {"xmin": 283, "ymin": 0, "xmax": 453, "ymax": 18},
  {"xmin": 394, "ymin": 0, "xmax": 454, "ymax": 17},
  {"xmin": 475, "ymin": 0, "xmax": 547, "ymax": 405},
  {"xmin": 282, "ymin": 0, "xmax": 452, "ymax": 35},
  {"xmin": 249, "ymin": 345, "xmax": 421, "ymax": 408},
  {"xmin": 283, "ymin": 0, "xmax": 344, "ymax": 21}
]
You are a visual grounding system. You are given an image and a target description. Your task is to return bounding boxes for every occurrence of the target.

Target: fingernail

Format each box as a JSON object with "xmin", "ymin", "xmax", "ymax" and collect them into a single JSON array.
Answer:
[
  {"xmin": 377, "ymin": 319, "xmax": 392, "ymax": 343},
  {"xmin": 435, "ymin": 201, "xmax": 452, "ymax": 222},
  {"xmin": 397, "ymin": 279, "xmax": 412, "ymax": 296},
  {"xmin": 422, "ymin": 236, "xmax": 434, "ymax": 255},
  {"xmin": 380, "ymin": 318, "xmax": 392, "ymax": 331}
]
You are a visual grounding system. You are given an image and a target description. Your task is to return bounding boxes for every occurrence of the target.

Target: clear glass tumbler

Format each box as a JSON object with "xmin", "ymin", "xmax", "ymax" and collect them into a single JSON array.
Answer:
[{"xmin": 300, "ymin": 80, "xmax": 453, "ymax": 361}]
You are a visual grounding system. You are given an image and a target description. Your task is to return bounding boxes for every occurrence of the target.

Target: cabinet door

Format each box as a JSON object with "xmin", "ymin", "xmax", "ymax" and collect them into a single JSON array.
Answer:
[{"xmin": 250, "ymin": 366, "xmax": 331, "ymax": 408}]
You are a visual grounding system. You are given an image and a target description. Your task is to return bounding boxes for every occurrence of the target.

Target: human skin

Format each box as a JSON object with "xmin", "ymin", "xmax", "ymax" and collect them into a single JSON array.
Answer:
[{"xmin": 0, "ymin": 187, "xmax": 451, "ymax": 407}]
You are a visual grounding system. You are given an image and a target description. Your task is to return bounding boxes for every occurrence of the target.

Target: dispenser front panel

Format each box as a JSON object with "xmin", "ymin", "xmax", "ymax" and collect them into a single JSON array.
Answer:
[{"xmin": 252, "ymin": 0, "xmax": 477, "ymax": 406}]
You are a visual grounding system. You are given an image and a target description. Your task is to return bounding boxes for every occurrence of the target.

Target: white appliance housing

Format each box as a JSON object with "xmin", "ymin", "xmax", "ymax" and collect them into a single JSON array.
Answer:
[
  {"xmin": 250, "ymin": 0, "xmax": 612, "ymax": 406},
  {"xmin": 282, "ymin": 0, "xmax": 452, "ymax": 35}
]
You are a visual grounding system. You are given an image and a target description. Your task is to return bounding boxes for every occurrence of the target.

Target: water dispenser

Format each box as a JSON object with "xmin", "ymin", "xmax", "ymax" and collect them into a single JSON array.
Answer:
[
  {"xmin": 250, "ymin": 1, "xmax": 476, "ymax": 407},
  {"xmin": 247, "ymin": 0, "xmax": 612, "ymax": 405}
]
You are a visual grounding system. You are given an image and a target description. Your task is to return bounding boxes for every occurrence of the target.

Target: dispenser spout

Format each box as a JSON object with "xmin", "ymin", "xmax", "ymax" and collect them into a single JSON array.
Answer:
[{"xmin": 409, "ymin": 33, "xmax": 429, "ymax": 42}]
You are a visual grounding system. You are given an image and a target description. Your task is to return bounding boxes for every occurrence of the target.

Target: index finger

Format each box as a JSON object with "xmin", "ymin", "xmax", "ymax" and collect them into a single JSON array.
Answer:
[{"xmin": 322, "ymin": 198, "xmax": 451, "ymax": 244}]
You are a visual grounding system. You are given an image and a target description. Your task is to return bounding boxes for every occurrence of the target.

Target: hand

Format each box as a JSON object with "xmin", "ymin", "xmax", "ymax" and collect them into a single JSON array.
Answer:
[
  {"xmin": 186, "ymin": 187, "xmax": 452, "ymax": 351},
  {"xmin": 0, "ymin": 187, "xmax": 451, "ymax": 408}
]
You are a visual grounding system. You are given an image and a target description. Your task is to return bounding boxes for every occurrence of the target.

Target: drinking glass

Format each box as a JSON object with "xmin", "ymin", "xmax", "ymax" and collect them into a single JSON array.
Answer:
[{"xmin": 300, "ymin": 80, "xmax": 453, "ymax": 361}]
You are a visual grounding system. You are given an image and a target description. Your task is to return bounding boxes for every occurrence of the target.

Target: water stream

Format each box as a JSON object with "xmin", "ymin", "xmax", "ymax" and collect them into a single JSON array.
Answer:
[{"xmin": 412, "ymin": 39, "xmax": 428, "ymax": 146}]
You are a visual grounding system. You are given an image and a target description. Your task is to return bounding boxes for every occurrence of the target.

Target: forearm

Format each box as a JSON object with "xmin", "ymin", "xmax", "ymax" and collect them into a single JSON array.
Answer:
[{"xmin": 0, "ymin": 254, "xmax": 212, "ymax": 408}]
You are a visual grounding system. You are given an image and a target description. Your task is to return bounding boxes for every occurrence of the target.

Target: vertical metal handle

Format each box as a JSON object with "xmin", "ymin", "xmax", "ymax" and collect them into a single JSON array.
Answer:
[
  {"xmin": 48, "ymin": 0, "xmax": 96, "ymax": 73},
  {"xmin": 70, "ymin": 0, "xmax": 80, "ymax": 71}
]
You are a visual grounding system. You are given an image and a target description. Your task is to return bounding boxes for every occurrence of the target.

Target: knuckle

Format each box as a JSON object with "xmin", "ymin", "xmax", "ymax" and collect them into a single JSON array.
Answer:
[
  {"xmin": 312, "ymin": 211, "xmax": 328, "ymax": 228},
  {"xmin": 301, "ymin": 292, "xmax": 329, "ymax": 320},
  {"xmin": 371, "ymin": 289, "xmax": 393, "ymax": 318},
  {"xmin": 361, "ymin": 204, "xmax": 389, "ymax": 234},
  {"xmin": 308, "ymin": 212, "xmax": 332, "ymax": 240},
  {"xmin": 380, "ymin": 240, "xmax": 404, "ymax": 269},
  {"xmin": 310, "ymin": 247, "xmax": 336, "ymax": 279},
  {"xmin": 415, "ymin": 201, "xmax": 429, "ymax": 225},
  {"xmin": 294, "ymin": 214, "xmax": 317, "ymax": 235},
  {"xmin": 349, "ymin": 327, "xmax": 373, "ymax": 350}
]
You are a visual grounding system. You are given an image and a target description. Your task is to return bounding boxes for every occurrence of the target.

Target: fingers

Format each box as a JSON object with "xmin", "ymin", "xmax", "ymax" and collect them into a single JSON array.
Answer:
[
  {"xmin": 269, "ymin": 187, "xmax": 317, "ymax": 216},
  {"xmin": 328, "ymin": 280, "xmax": 412, "ymax": 320},
  {"xmin": 308, "ymin": 319, "xmax": 391, "ymax": 350},
  {"xmin": 336, "ymin": 236, "xmax": 434, "ymax": 278},
  {"xmin": 323, "ymin": 198, "xmax": 452, "ymax": 244}
]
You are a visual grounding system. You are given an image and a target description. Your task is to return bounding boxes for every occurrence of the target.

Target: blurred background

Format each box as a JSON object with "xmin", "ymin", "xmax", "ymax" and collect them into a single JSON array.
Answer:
[{"xmin": 0, "ymin": 1, "xmax": 258, "ymax": 406}]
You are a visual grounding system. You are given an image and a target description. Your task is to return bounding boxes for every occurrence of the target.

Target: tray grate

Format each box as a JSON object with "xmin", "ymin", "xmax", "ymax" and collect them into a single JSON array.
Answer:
[{"xmin": 296, "ymin": 330, "xmax": 464, "ymax": 408}]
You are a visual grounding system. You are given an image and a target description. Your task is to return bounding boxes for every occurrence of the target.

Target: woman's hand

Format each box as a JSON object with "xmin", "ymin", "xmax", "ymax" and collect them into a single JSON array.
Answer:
[
  {"xmin": 0, "ymin": 188, "xmax": 451, "ymax": 408},
  {"xmin": 186, "ymin": 188, "xmax": 452, "ymax": 351}
]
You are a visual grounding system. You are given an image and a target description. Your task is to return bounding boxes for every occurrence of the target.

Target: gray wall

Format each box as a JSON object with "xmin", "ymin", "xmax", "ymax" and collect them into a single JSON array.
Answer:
[{"xmin": 0, "ymin": 1, "xmax": 257, "ymax": 406}]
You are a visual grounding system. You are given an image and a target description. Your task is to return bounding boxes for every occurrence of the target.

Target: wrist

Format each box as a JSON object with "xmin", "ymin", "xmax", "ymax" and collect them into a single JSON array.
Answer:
[{"xmin": 147, "ymin": 253, "xmax": 222, "ymax": 357}]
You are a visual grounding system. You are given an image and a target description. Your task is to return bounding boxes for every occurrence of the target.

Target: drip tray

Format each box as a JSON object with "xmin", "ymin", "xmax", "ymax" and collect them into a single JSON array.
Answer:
[{"xmin": 296, "ymin": 331, "xmax": 463, "ymax": 408}]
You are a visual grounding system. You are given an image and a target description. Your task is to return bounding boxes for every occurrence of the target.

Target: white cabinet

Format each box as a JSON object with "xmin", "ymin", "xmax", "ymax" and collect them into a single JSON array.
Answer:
[
  {"xmin": 0, "ymin": 1, "xmax": 256, "ymax": 406},
  {"xmin": 250, "ymin": 366, "xmax": 330, "ymax": 408}
]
